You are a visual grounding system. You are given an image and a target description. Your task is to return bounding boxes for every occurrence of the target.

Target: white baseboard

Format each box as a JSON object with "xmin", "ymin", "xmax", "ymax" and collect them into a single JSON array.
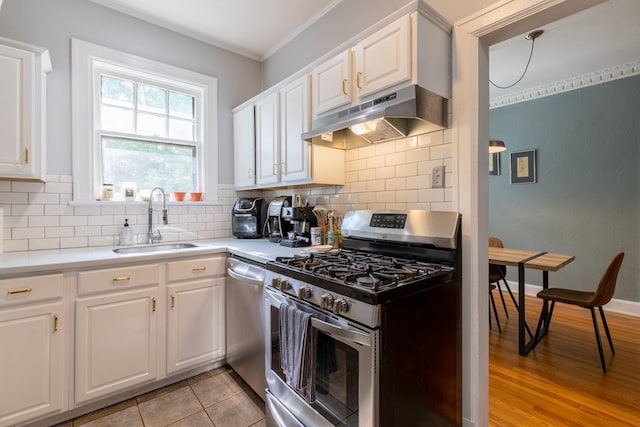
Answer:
[{"xmin": 503, "ymin": 281, "xmax": 640, "ymax": 318}]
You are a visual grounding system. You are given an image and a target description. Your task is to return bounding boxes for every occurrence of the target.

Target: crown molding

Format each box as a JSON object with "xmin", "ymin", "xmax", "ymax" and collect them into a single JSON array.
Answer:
[
  {"xmin": 417, "ymin": 0, "xmax": 452, "ymax": 33},
  {"xmin": 490, "ymin": 60, "xmax": 640, "ymax": 109}
]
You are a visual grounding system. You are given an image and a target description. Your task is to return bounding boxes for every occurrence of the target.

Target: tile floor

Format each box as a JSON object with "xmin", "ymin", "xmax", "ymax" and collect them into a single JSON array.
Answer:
[{"xmin": 53, "ymin": 366, "xmax": 266, "ymax": 427}]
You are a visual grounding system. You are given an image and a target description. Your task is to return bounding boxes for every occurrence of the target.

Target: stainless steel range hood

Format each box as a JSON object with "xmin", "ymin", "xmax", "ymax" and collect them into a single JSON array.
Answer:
[{"xmin": 302, "ymin": 85, "xmax": 447, "ymax": 149}]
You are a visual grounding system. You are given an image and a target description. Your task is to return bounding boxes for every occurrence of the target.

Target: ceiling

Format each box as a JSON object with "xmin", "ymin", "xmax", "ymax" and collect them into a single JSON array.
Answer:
[
  {"xmin": 89, "ymin": 0, "xmax": 639, "ymax": 99},
  {"xmin": 88, "ymin": 0, "xmax": 346, "ymax": 61},
  {"xmin": 488, "ymin": 0, "xmax": 640, "ymax": 99},
  {"xmin": 88, "ymin": 0, "xmax": 499, "ymax": 60}
]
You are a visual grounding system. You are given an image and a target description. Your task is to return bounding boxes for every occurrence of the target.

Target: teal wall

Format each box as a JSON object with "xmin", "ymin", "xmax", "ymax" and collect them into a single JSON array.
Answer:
[{"xmin": 489, "ymin": 75, "xmax": 640, "ymax": 302}]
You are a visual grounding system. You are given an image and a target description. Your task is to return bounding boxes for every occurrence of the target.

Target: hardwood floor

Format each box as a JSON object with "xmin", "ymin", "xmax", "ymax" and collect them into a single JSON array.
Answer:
[{"xmin": 489, "ymin": 293, "xmax": 640, "ymax": 426}]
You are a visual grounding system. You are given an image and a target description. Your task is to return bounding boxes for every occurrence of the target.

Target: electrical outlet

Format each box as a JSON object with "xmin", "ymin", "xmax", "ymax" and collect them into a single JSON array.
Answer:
[{"xmin": 432, "ymin": 165, "xmax": 445, "ymax": 188}]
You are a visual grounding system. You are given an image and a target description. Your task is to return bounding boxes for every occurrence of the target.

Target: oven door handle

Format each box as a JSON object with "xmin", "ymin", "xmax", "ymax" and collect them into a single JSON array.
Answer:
[
  {"xmin": 266, "ymin": 289, "xmax": 372, "ymax": 347},
  {"xmin": 310, "ymin": 317, "xmax": 372, "ymax": 347}
]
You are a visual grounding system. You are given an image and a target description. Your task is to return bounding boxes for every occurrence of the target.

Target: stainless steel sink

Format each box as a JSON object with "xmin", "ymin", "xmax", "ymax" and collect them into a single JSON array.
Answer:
[{"xmin": 113, "ymin": 243, "xmax": 199, "ymax": 254}]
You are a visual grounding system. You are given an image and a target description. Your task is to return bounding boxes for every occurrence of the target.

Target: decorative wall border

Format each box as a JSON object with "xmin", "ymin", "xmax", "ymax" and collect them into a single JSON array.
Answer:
[{"xmin": 490, "ymin": 60, "xmax": 640, "ymax": 109}]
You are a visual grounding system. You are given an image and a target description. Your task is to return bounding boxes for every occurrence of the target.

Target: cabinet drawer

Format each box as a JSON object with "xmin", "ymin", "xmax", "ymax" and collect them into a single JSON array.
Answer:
[
  {"xmin": 166, "ymin": 257, "xmax": 226, "ymax": 282},
  {"xmin": 0, "ymin": 274, "xmax": 63, "ymax": 307},
  {"xmin": 77, "ymin": 264, "xmax": 160, "ymax": 296}
]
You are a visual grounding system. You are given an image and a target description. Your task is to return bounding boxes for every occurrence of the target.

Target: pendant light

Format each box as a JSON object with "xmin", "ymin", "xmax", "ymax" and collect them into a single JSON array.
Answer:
[
  {"xmin": 489, "ymin": 139, "xmax": 506, "ymax": 153},
  {"xmin": 490, "ymin": 29, "xmax": 544, "ymax": 89}
]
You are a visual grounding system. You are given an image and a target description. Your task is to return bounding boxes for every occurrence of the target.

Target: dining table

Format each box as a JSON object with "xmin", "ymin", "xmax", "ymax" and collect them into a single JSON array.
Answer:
[{"xmin": 488, "ymin": 247, "xmax": 575, "ymax": 355}]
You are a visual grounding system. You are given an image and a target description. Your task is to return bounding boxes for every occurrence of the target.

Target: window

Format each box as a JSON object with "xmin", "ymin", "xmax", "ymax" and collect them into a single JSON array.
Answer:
[{"xmin": 72, "ymin": 39, "xmax": 218, "ymax": 201}]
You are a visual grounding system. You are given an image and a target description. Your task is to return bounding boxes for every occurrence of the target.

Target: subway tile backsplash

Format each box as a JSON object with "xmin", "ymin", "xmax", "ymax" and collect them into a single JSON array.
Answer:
[
  {"xmin": 0, "ymin": 131, "xmax": 453, "ymax": 253},
  {"xmin": 0, "ymin": 177, "xmax": 237, "ymax": 253},
  {"xmin": 253, "ymin": 130, "xmax": 454, "ymax": 215}
]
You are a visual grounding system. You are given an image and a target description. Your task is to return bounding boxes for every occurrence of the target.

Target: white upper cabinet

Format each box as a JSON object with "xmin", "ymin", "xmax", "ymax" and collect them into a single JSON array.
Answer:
[
  {"xmin": 311, "ymin": 11, "xmax": 450, "ymax": 116},
  {"xmin": 234, "ymin": 75, "xmax": 345, "ymax": 190},
  {"xmin": 280, "ymin": 74, "xmax": 344, "ymax": 186},
  {"xmin": 311, "ymin": 50, "xmax": 353, "ymax": 115},
  {"xmin": 0, "ymin": 37, "xmax": 51, "ymax": 181},
  {"xmin": 255, "ymin": 91, "xmax": 280, "ymax": 187},
  {"xmin": 233, "ymin": 104, "xmax": 256, "ymax": 189},
  {"xmin": 280, "ymin": 75, "xmax": 311, "ymax": 183},
  {"xmin": 354, "ymin": 14, "xmax": 411, "ymax": 99}
]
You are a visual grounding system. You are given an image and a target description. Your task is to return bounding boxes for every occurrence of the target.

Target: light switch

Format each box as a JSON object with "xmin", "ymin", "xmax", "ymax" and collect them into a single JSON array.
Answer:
[{"xmin": 432, "ymin": 165, "xmax": 445, "ymax": 188}]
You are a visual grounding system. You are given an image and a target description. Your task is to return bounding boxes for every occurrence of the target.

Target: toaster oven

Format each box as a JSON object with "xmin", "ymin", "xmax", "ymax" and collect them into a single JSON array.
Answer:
[{"xmin": 232, "ymin": 198, "xmax": 266, "ymax": 238}]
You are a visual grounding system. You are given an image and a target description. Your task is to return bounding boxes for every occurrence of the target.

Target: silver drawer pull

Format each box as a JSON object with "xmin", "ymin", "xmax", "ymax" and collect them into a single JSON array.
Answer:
[
  {"xmin": 192, "ymin": 267, "xmax": 207, "ymax": 272},
  {"xmin": 112, "ymin": 276, "xmax": 131, "ymax": 282},
  {"xmin": 7, "ymin": 288, "xmax": 33, "ymax": 295}
]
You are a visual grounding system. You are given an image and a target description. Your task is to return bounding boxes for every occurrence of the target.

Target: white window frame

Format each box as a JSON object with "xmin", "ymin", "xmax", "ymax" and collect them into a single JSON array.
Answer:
[{"xmin": 71, "ymin": 38, "xmax": 218, "ymax": 201}]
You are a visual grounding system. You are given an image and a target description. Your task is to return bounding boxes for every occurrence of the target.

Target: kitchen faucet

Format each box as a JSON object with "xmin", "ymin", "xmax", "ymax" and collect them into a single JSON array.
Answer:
[{"xmin": 148, "ymin": 187, "xmax": 168, "ymax": 244}]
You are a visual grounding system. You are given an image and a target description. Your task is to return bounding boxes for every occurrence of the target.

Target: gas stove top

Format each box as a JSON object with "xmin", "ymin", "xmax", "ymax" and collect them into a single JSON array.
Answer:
[
  {"xmin": 267, "ymin": 249, "xmax": 456, "ymax": 306},
  {"xmin": 274, "ymin": 249, "xmax": 452, "ymax": 291},
  {"xmin": 265, "ymin": 210, "xmax": 461, "ymax": 306}
]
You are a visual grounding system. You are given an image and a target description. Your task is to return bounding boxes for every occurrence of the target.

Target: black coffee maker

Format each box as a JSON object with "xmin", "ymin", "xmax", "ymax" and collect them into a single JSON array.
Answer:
[
  {"xmin": 279, "ymin": 206, "xmax": 317, "ymax": 247},
  {"xmin": 263, "ymin": 196, "xmax": 293, "ymax": 243}
]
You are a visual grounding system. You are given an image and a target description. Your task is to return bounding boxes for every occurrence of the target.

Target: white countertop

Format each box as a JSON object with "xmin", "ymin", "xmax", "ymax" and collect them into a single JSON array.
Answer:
[{"xmin": 0, "ymin": 238, "xmax": 306, "ymax": 276}]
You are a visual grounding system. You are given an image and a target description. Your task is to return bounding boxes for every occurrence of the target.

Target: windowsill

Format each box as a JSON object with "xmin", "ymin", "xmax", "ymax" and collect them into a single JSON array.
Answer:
[{"xmin": 68, "ymin": 200, "xmax": 224, "ymax": 207}]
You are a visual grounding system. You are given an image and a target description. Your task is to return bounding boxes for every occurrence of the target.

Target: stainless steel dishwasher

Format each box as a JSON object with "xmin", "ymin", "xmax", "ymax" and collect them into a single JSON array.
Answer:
[{"xmin": 226, "ymin": 256, "xmax": 266, "ymax": 400}]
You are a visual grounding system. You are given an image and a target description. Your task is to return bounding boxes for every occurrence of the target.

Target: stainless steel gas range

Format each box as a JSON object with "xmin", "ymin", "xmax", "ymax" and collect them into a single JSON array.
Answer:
[{"xmin": 264, "ymin": 210, "xmax": 462, "ymax": 427}]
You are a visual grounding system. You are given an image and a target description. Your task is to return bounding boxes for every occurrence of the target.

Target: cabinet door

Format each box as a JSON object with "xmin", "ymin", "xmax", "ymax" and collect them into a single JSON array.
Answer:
[
  {"xmin": 0, "ymin": 302, "xmax": 66, "ymax": 426},
  {"xmin": 233, "ymin": 104, "xmax": 256, "ymax": 188},
  {"xmin": 75, "ymin": 288, "xmax": 158, "ymax": 404},
  {"xmin": 280, "ymin": 75, "xmax": 311, "ymax": 184},
  {"xmin": 166, "ymin": 278, "xmax": 225, "ymax": 374},
  {"xmin": 255, "ymin": 92, "xmax": 280, "ymax": 186},
  {"xmin": 354, "ymin": 14, "xmax": 411, "ymax": 99},
  {"xmin": 0, "ymin": 44, "xmax": 42, "ymax": 180},
  {"xmin": 311, "ymin": 49, "xmax": 353, "ymax": 115}
]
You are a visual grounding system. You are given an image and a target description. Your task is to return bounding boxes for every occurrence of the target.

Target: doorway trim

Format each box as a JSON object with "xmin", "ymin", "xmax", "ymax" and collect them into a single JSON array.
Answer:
[{"xmin": 451, "ymin": 0, "xmax": 606, "ymax": 425}]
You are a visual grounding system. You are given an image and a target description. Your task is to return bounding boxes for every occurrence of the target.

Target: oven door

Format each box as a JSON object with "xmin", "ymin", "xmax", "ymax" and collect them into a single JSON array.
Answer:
[{"xmin": 265, "ymin": 288, "xmax": 378, "ymax": 427}]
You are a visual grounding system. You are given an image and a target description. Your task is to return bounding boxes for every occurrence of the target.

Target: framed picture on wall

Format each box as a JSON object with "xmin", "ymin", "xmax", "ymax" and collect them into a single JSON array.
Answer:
[
  {"xmin": 489, "ymin": 152, "xmax": 500, "ymax": 176},
  {"xmin": 510, "ymin": 149, "xmax": 536, "ymax": 184}
]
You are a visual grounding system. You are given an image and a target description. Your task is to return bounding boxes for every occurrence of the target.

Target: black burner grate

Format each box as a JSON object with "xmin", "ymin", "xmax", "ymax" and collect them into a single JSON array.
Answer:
[{"xmin": 274, "ymin": 249, "xmax": 450, "ymax": 292}]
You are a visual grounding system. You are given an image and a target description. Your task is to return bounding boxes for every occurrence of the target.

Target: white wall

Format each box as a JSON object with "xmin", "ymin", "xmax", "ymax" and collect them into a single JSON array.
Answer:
[{"xmin": 0, "ymin": 0, "xmax": 262, "ymax": 184}]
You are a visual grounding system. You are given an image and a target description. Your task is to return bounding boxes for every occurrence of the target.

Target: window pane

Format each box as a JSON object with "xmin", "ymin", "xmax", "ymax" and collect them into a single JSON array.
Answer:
[
  {"xmin": 137, "ymin": 84, "xmax": 166, "ymax": 114},
  {"xmin": 101, "ymin": 105, "xmax": 134, "ymax": 133},
  {"xmin": 137, "ymin": 112, "xmax": 166, "ymax": 138},
  {"xmin": 101, "ymin": 75, "xmax": 134, "ymax": 108},
  {"xmin": 169, "ymin": 118, "xmax": 194, "ymax": 141},
  {"xmin": 102, "ymin": 137, "xmax": 196, "ymax": 193},
  {"xmin": 169, "ymin": 92, "xmax": 194, "ymax": 119}
]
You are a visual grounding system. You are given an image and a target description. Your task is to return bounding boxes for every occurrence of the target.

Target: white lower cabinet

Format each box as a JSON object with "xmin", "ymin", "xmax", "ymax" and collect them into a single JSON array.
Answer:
[
  {"xmin": 0, "ymin": 254, "xmax": 227, "ymax": 425},
  {"xmin": 0, "ymin": 274, "xmax": 67, "ymax": 427},
  {"xmin": 74, "ymin": 257, "xmax": 226, "ymax": 405},
  {"xmin": 166, "ymin": 256, "xmax": 226, "ymax": 374},
  {"xmin": 75, "ymin": 264, "xmax": 160, "ymax": 405},
  {"xmin": 166, "ymin": 278, "xmax": 225, "ymax": 374}
]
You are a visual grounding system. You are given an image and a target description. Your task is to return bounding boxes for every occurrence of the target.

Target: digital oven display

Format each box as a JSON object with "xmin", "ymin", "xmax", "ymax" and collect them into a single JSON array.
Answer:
[{"xmin": 370, "ymin": 213, "xmax": 407, "ymax": 229}]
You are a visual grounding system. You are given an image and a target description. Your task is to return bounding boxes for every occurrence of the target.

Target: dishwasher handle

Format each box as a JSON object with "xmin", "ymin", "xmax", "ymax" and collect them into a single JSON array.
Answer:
[
  {"xmin": 227, "ymin": 258, "xmax": 265, "ymax": 286},
  {"xmin": 227, "ymin": 267, "xmax": 265, "ymax": 286}
]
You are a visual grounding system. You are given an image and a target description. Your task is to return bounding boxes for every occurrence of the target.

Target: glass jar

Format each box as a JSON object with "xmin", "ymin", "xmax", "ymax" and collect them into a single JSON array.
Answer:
[
  {"xmin": 101, "ymin": 184, "xmax": 114, "ymax": 201},
  {"xmin": 327, "ymin": 231, "xmax": 339, "ymax": 249}
]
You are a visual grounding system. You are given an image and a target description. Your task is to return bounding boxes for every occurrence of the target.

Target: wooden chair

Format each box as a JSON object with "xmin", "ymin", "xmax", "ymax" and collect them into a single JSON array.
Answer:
[
  {"xmin": 536, "ymin": 252, "xmax": 624, "ymax": 373},
  {"xmin": 488, "ymin": 237, "xmax": 525, "ymax": 334},
  {"xmin": 488, "ymin": 282, "xmax": 503, "ymax": 333},
  {"xmin": 489, "ymin": 237, "xmax": 519, "ymax": 317}
]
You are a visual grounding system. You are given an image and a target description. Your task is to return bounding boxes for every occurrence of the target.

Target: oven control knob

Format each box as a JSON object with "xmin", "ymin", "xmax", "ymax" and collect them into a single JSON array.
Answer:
[
  {"xmin": 270, "ymin": 277, "xmax": 281, "ymax": 288},
  {"xmin": 279, "ymin": 280, "xmax": 291, "ymax": 291},
  {"xmin": 297, "ymin": 286, "xmax": 311, "ymax": 299},
  {"xmin": 320, "ymin": 294, "xmax": 334, "ymax": 309},
  {"xmin": 333, "ymin": 298, "xmax": 349, "ymax": 315}
]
